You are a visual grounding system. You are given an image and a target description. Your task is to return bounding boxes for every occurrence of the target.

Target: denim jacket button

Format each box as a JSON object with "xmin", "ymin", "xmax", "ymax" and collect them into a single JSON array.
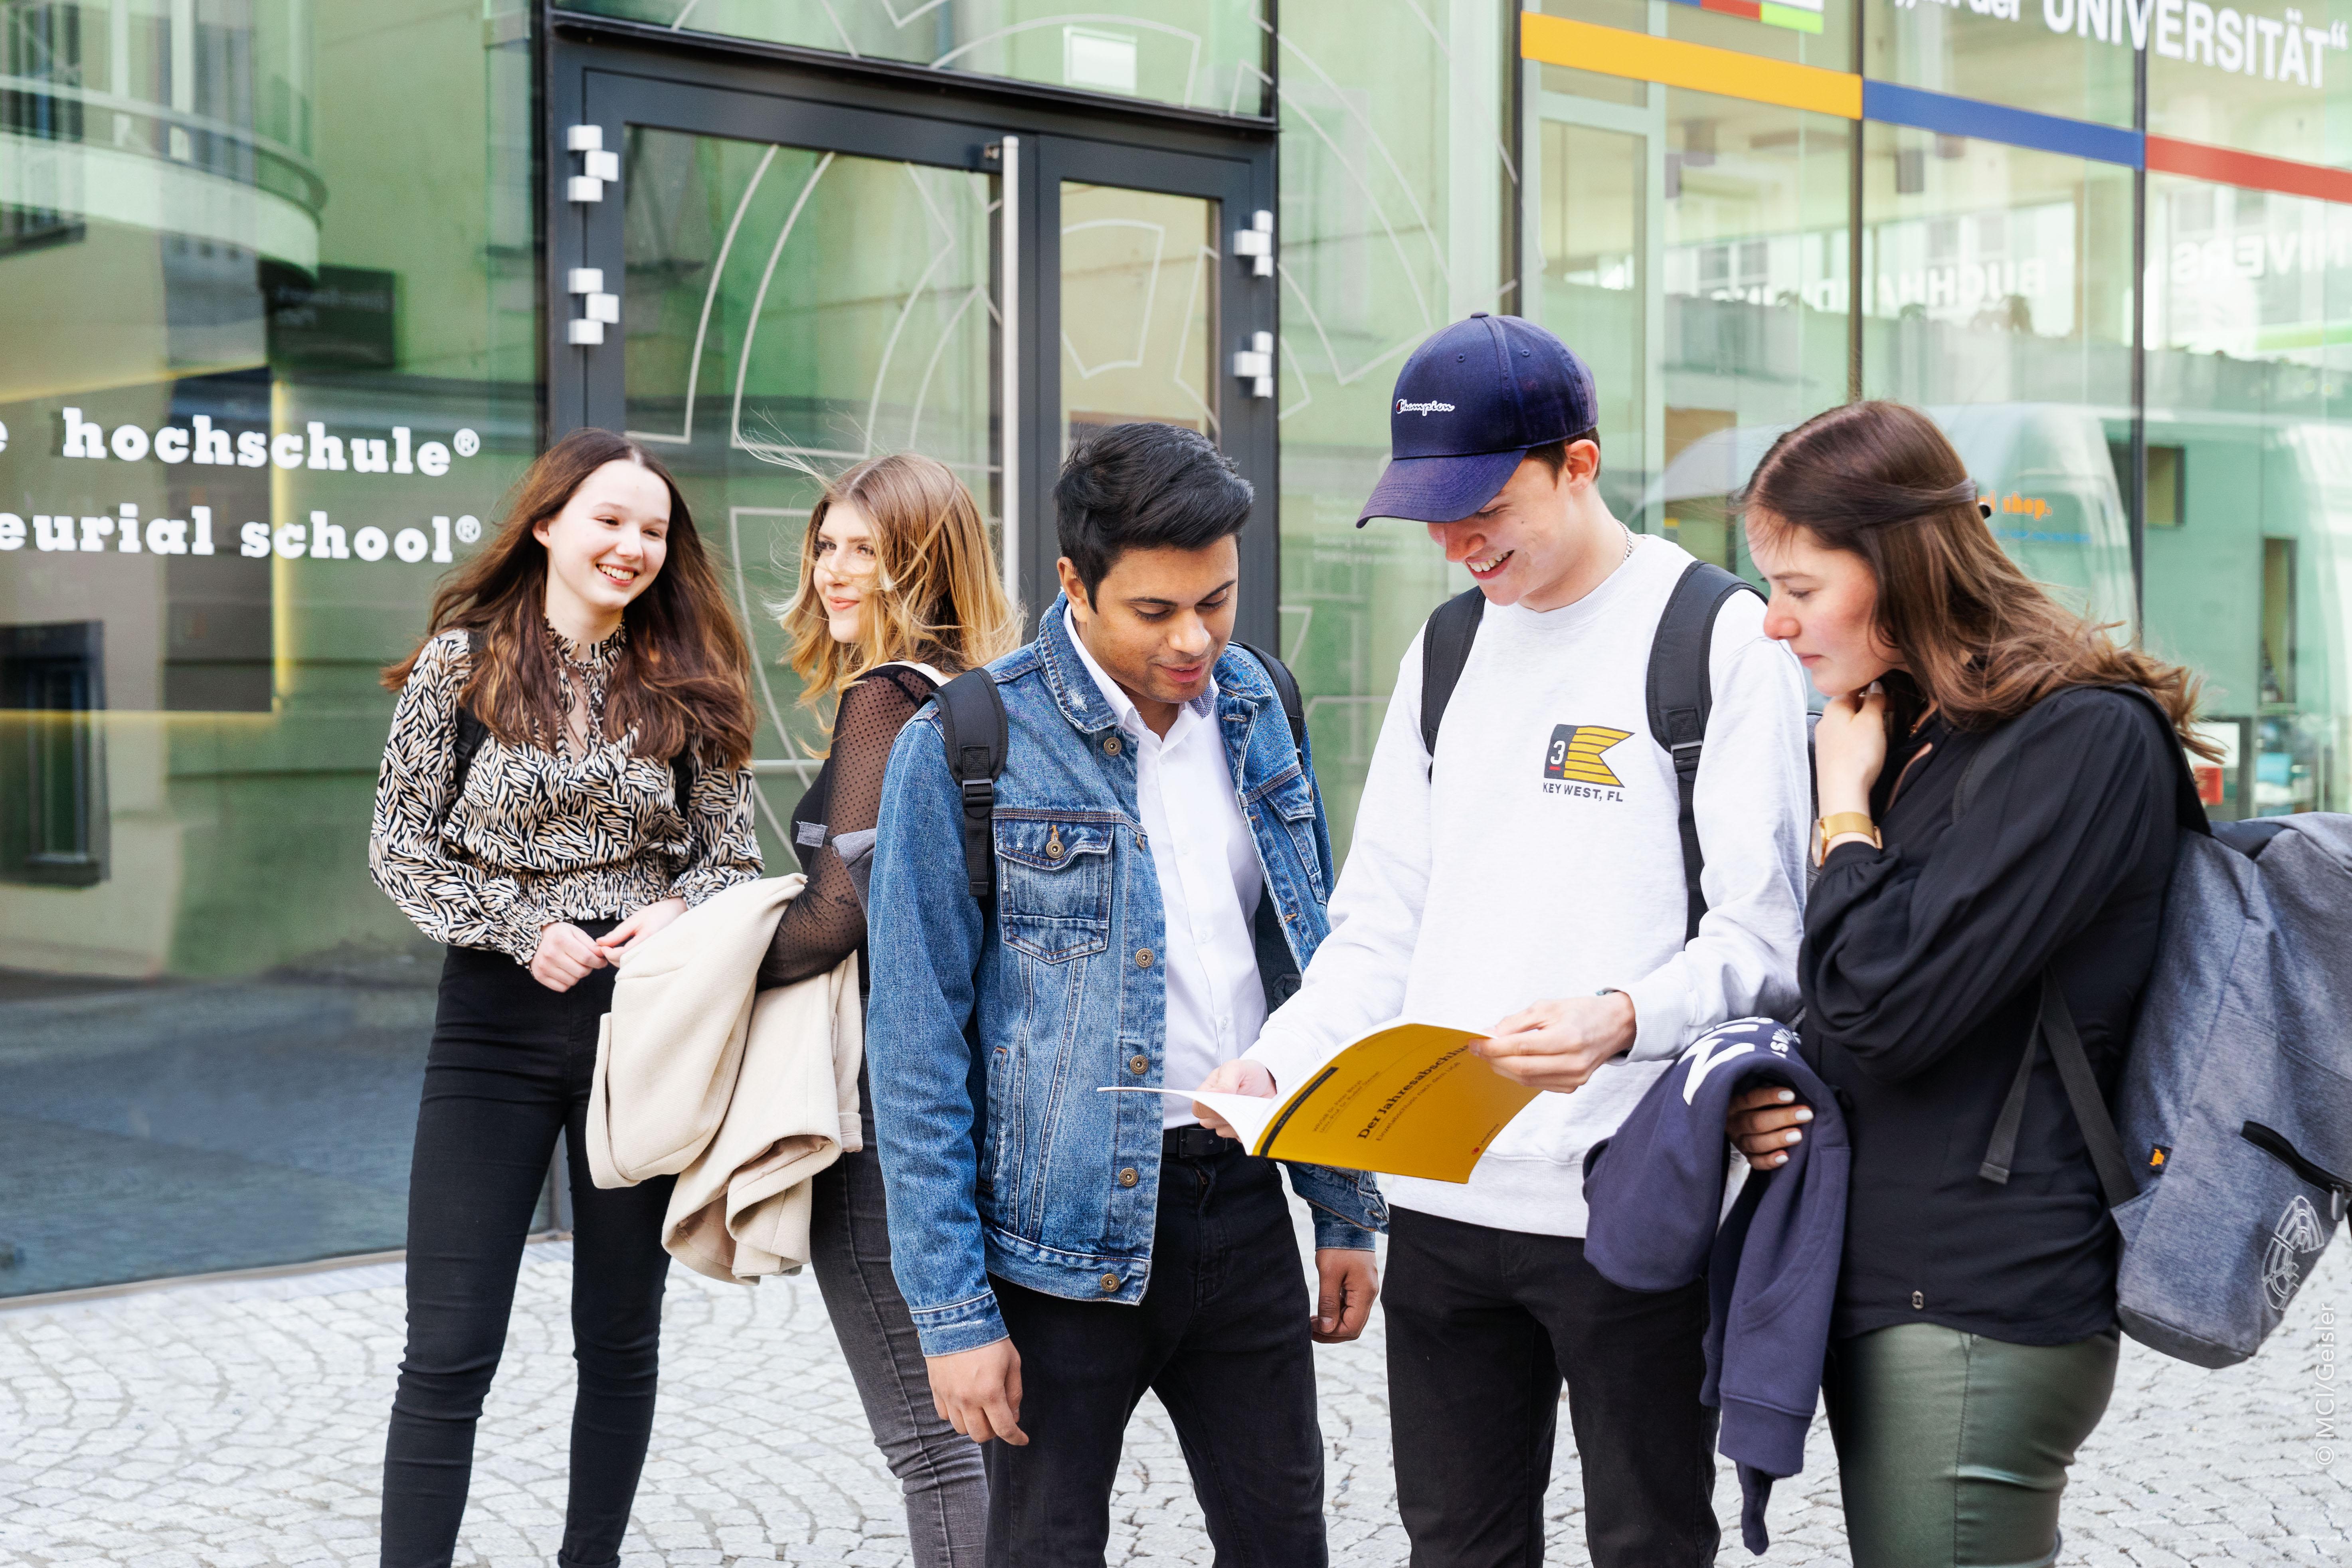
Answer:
[
  {"xmin": 1911, "ymin": 1290, "xmax": 1925, "ymax": 1309},
  {"xmin": 1104, "ymin": 736, "xmax": 1123, "ymax": 757},
  {"xmin": 1118, "ymin": 1167, "xmax": 1139, "ymax": 1187},
  {"xmin": 1128, "ymin": 1054, "xmax": 1150, "ymax": 1074},
  {"xmin": 1135, "ymin": 948, "xmax": 1153, "ymax": 968},
  {"xmin": 1099, "ymin": 1272, "xmax": 1121, "ymax": 1292}
]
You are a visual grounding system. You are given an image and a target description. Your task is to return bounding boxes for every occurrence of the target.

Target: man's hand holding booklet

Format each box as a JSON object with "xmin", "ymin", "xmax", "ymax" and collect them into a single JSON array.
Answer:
[{"xmin": 1099, "ymin": 1020, "xmax": 1537, "ymax": 1183}]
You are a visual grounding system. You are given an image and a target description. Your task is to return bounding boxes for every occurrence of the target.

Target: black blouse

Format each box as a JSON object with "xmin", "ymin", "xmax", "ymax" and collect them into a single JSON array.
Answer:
[
  {"xmin": 754, "ymin": 666, "xmax": 936, "ymax": 992},
  {"xmin": 1801, "ymin": 679, "xmax": 2182, "ymax": 1346}
]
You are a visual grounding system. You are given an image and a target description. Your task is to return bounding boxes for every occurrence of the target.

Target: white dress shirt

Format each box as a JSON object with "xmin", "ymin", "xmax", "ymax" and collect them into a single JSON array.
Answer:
[{"xmin": 1064, "ymin": 609, "xmax": 1267, "ymax": 1127}]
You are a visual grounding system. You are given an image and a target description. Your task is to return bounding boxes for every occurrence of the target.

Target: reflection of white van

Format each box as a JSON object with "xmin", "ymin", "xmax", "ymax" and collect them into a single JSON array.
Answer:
[
  {"xmin": 1643, "ymin": 403, "xmax": 2135, "ymax": 629},
  {"xmin": 1934, "ymin": 405, "xmax": 2134, "ymax": 628}
]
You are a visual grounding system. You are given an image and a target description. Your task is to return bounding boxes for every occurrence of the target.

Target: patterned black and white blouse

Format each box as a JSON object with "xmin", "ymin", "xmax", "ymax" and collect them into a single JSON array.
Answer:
[{"xmin": 368, "ymin": 624, "xmax": 762, "ymax": 963}]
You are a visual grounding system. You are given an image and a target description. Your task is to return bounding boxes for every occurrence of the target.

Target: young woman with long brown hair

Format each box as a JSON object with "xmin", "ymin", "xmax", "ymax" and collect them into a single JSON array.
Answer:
[
  {"xmin": 369, "ymin": 427, "xmax": 760, "ymax": 1568},
  {"xmin": 753, "ymin": 451, "xmax": 1017, "ymax": 1568},
  {"xmin": 1727, "ymin": 401, "xmax": 2211, "ymax": 1568},
  {"xmin": 752, "ymin": 447, "xmax": 1021, "ymax": 1561}
]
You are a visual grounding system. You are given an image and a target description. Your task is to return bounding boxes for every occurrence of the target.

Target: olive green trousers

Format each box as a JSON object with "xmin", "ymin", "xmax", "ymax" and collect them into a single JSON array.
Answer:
[{"xmin": 1822, "ymin": 1323, "xmax": 2120, "ymax": 1568}]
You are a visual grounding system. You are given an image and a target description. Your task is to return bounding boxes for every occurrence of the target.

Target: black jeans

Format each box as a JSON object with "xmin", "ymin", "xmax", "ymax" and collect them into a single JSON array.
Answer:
[
  {"xmin": 380, "ymin": 931, "xmax": 677, "ymax": 1568},
  {"xmin": 1383, "ymin": 1207, "xmax": 1720, "ymax": 1568},
  {"xmin": 984, "ymin": 1128, "xmax": 1327, "ymax": 1568}
]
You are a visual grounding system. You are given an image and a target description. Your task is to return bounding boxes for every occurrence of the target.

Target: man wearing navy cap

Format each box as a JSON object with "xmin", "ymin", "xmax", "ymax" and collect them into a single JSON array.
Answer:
[{"xmin": 1198, "ymin": 314, "xmax": 1812, "ymax": 1564}]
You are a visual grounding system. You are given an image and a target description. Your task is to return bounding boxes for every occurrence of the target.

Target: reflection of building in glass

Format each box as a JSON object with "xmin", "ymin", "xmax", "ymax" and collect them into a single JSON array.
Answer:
[{"xmin": 0, "ymin": 0, "xmax": 539, "ymax": 1300}]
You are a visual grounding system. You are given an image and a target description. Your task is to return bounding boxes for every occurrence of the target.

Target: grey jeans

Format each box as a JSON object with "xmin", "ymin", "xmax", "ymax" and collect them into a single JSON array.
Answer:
[{"xmin": 808, "ymin": 1114, "xmax": 988, "ymax": 1568}]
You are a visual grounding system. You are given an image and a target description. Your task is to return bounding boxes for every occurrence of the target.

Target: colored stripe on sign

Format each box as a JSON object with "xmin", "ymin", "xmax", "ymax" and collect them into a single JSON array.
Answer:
[
  {"xmin": 2145, "ymin": 136, "xmax": 2352, "ymax": 206},
  {"xmin": 1520, "ymin": 12, "xmax": 1861, "ymax": 119},
  {"xmin": 1859, "ymin": 80, "xmax": 2142, "ymax": 168},
  {"xmin": 1758, "ymin": 3, "xmax": 1826, "ymax": 30},
  {"xmin": 1664, "ymin": 0, "xmax": 1824, "ymax": 29},
  {"xmin": 1522, "ymin": 12, "xmax": 2352, "ymax": 207}
]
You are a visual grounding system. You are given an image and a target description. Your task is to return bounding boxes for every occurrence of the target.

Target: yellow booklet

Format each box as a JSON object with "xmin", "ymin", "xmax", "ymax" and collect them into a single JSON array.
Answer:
[{"xmin": 1100, "ymin": 1020, "xmax": 1536, "ymax": 1183}]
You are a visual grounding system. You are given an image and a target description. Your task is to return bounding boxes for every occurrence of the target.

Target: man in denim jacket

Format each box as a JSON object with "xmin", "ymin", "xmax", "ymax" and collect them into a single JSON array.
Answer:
[{"xmin": 866, "ymin": 423, "xmax": 1385, "ymax": 1566}]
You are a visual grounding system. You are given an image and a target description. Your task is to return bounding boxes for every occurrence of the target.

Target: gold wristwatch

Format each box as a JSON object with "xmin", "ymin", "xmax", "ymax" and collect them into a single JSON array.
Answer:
[{"xmin": 1812, "ymin": 812, "xmax": 1881, "ymax": 866}]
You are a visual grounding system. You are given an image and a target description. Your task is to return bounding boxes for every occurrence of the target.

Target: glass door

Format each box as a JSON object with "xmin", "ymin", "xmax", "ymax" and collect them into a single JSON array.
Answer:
[
  {"xmin": 1056, "ymin": 182, "xmax": 1221, "ymax": 457},
  {"xmin": 1013, "ymin": 132, "xmax": 1276, "ymax": 649},
  {"xmin": 615, "ymin": 124, "xmax": 1001, "ymax": 840},
  {"xmin": 548, "ymin": 44, "xmax": 1276, "ymax": 864}
]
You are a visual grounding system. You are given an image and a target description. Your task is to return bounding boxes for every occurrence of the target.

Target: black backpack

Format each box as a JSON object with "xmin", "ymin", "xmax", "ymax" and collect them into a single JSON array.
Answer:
[
  {"xmin": 442, "ymin": 628, "xmax": 694, "ymax": 823},
  {"xmin": 935, "ymin": 641, "xmax": 1308, "ymax": 901},
  {"xmin": 1418, "ymin": 560, "xmax": 1761, "ymax": 941}
]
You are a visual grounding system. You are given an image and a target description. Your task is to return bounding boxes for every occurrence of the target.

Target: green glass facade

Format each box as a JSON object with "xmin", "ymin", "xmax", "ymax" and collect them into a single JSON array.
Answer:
[{"xmin": 1, "ymin": 0, "xmax": 2344, "ymax": 1297}]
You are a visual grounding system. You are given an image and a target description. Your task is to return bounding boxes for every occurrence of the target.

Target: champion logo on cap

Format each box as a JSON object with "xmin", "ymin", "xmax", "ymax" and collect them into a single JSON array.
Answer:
[{"xmin": 1358, "ymin": 314, "xmax": 1599, "ymax": 526}]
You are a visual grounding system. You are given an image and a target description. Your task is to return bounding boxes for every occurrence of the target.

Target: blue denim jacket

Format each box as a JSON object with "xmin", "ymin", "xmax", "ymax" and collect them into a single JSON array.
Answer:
[{"xmin": 866, "ymin": 598, "xmax": 1388, "ymax": 1356}]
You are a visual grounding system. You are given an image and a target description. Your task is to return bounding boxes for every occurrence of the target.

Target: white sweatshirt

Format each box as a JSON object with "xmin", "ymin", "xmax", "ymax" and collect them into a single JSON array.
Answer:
[{"xmin": 1246, "ymin": 536, "xmax": 1811, "ymax": 1238}]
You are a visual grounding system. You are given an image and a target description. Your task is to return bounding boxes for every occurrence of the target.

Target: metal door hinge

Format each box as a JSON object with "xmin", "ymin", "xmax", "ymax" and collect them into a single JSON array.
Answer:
[
  {"xmin": 1232, "ymin": 330, "xmax": 1274, "ymax": 399},
  {"xmin": 1232, "ymin": 208, "xmax": 1274, "ymax": 277}
]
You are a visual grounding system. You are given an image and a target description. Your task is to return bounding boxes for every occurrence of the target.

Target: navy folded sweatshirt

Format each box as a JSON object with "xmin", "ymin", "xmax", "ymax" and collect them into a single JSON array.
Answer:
[{"xmin": 1583, "ymin": 1017, "xmax": 1850, "ymax": 1555}]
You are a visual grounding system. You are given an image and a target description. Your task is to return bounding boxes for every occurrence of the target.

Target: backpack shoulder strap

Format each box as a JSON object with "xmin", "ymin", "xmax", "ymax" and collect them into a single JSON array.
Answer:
[
  {"xmin": 1645, "ymin": 560, "xmax": 1762, "ymax": 942},
  {"xmin": 934, "ymin": 668, "xmax": 1009, "ymax": 902},
  {"xmin": 1419, "ymin": 586, "xmax": 1486, "ymax": 767},
  {"xmin": 442, "ymin": 629, "xmax": 491, "ymax": 827},
  {"xmin": 1980, "ymin": 971, "xmax": 2139, "ymax": 1209},
  {"xmin": 1950, "ymin": 714, "xmax": 2034, "ymax": 825},
  {"xmin": 1954, "ymin": 685, "xmax": 2210, "ymax": 837},
  {"xmin": 2105, "ymin": 685, "xmax": 2213, "ymax": 836},
  {"xmin": 1229, "ymin": 639, "xmax": 1307, "ymax": 753},
  {"xmin": 867, "ymin": 659, "xmax": 948, "ymax": 692}
]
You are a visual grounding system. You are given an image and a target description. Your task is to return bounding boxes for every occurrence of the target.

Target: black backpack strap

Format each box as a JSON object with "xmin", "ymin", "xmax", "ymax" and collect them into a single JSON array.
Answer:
[
  {"xmin": 1956, "ymin": 685, "xmax": 2210, "ymax": 838},
  {"xmin": 1645, "ymin": 560, "xmax": 1761, "ymax": 942},
  {"xmin": 440, "ymin": 629, "xmax": 492, "ymax": 830},
  {"xmin": 1229, "ymin": 639, "xmax": 1307, "ymax": 753},
  {"xmin": 934, "ymin": 668, "xmax": 1009, "ymax": 902},
  {"xmin": 1419, "ymin": 586, "xmax": 1486, "ymax": 767},
  {"xmin": 1951, "ymin": 716, "xmax": 2033, "ymax": 825},
  {"xmin": 2105, "ymin": 686, "xmax": 2213, "ymax": 836},
  {"xmin": 1980, "ymin": 971, "xmax": 2138, "ymax": 1209}
]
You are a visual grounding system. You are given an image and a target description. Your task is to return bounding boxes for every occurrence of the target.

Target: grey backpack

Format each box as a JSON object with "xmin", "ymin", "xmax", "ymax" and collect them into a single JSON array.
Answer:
[{"xmin": 1966, "ymin": 686, "xmax": 2352, "ymax": 1368}]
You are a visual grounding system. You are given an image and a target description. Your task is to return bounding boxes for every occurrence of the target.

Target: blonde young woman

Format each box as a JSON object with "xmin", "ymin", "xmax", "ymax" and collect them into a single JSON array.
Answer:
[{"xmin": 756, "ymin": 453, "xmax": 1020, "ymax": 1568}]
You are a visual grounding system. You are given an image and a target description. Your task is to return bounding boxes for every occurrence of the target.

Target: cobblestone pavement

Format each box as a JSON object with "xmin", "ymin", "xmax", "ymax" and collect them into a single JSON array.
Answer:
[{"xmin": 2, "ymin": 1225, "xmax": 2342, "ymax": 1566}]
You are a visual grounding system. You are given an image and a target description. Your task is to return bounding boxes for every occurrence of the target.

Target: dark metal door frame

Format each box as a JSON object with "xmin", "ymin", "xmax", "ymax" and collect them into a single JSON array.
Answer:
[{"xmin": 542, "ymin": 14, "xmax": 1281, "ymax": 644}]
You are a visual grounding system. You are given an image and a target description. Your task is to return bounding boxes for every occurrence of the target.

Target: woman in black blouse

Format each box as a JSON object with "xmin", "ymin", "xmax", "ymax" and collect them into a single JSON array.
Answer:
[
  {"xmin": 1727, "ymin": 403, "xmax": 2214, "ymax": 1568},
  {"xmin": 760, "ymin": 452, "xmax": 1019, "ymax": 1568},
  {"xmin": 371, "ymin": 428, "xmax": 760, "ymax": 1567}
]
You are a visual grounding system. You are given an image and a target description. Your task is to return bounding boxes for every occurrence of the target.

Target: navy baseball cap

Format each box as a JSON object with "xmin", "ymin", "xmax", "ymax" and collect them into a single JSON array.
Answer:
[{"xmin": 1357, "ymin": 313, "xmax": 1598, "ymax": 526}]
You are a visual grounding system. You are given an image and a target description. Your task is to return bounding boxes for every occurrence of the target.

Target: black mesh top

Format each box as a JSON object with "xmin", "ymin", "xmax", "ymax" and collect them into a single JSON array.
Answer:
[{"xmin": 755, "ymin": 666, "xmax": 936, "ymax": 992}]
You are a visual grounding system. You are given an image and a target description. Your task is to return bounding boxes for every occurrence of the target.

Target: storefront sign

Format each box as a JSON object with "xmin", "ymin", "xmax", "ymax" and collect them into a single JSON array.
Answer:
[
  {"xmin": 49, "ymin": 409, "xmax": 481, "ymax": 477},
  {"xmin": 2169, "ymin": 228, "xmax": 2346, "ymax": 283},
  {"xmin": 0, "ymin": 506, "xmax": 483, "ymax": 562},
  {"xmin": 1894, "ymin": 0, "xmax": 2347, "ymax": 85}
]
